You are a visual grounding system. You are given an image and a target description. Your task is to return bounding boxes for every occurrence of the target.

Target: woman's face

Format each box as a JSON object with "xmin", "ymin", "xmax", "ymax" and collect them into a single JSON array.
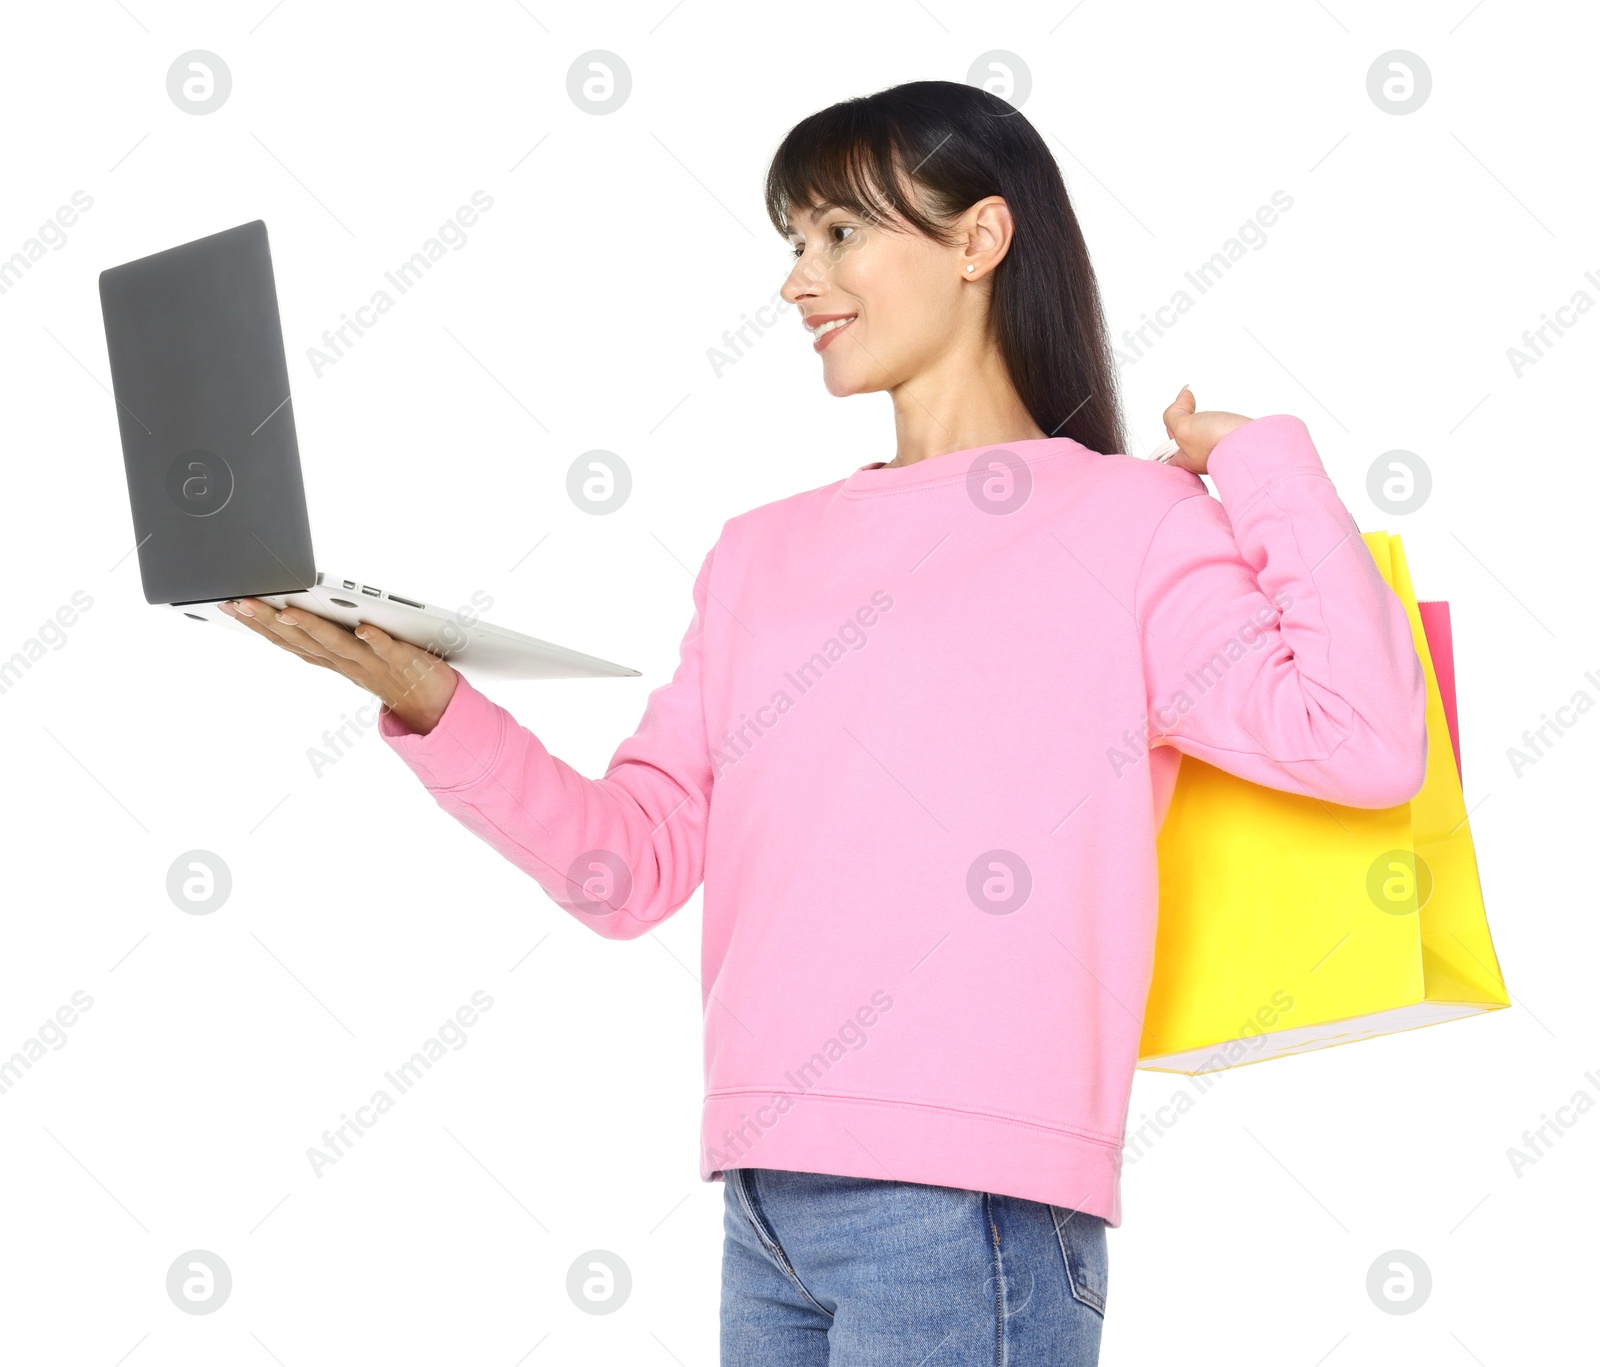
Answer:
[{"xmin": 780, "ymin": 197, "xmax": 967, "ymax": 399}]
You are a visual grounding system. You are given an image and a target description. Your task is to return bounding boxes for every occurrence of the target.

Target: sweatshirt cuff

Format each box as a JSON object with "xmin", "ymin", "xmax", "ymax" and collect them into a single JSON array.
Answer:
[
  {"xmin": 1205, "ymin": 414, "xmax": 1328, "ymax": 511},
  {"xmin": 377, "ymin": 668, "xmax": 508, "ymax": 792}
]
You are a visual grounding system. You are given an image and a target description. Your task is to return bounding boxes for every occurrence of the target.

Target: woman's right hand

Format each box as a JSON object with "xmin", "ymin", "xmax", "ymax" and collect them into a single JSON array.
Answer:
[{"xmin": 219, "ymin": 598, "xmax": 459, "ymax": 734}]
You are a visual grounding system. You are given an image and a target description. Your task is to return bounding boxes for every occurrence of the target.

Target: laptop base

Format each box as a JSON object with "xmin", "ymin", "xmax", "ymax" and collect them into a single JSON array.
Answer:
[{"xmin": 166, "ymin": 571, "xmax": 641, "ymax": 683}]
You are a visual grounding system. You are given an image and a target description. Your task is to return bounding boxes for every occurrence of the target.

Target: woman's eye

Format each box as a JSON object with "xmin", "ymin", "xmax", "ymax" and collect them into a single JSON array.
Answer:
[{"xmin": 790, "ymin": 224, "xmax": 855, "ymax": 260}]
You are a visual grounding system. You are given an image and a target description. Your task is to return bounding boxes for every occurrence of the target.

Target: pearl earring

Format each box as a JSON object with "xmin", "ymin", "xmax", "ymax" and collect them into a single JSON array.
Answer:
[{"xmin": 965, "ymin": 265, "xmax": 975, "ymax": 272}]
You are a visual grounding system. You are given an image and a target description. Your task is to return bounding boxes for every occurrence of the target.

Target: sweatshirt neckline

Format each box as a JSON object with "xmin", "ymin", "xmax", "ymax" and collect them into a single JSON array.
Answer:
[{"xmin": 841, "ymin": 436, "xmax": 1081, "ymax": 496}]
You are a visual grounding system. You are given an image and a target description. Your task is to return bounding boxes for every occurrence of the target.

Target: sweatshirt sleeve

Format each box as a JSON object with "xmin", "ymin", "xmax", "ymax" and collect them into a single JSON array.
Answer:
[
  {"xmin": 1132, "ymin": 414, "xmax": 1428, "ymax": 809},
  {"xmin": 375, "ymin": 544, "xmax": 717, "ymax": 940}
]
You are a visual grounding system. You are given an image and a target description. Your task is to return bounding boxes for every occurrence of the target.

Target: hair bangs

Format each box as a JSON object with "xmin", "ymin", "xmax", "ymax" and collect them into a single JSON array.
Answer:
[{"xmin": 763, "ymin": 106, "xmax": 946, "ymax": 243}]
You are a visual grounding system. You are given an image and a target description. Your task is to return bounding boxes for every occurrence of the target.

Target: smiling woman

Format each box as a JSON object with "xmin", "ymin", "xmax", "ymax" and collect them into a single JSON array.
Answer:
[
  {"xmin": 219, "ymin": 77, "xmax": 1429, "ymax": 1367},
  {"xmin": 766, "ymin": 80, "xmax": 1126, "ymax": 464}
]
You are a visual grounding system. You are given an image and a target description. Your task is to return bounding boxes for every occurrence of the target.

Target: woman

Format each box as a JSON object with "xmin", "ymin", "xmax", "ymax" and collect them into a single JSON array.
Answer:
[{"xmin": 220, "ymin": 80, "xmax": 1427, "ymax": 1365}]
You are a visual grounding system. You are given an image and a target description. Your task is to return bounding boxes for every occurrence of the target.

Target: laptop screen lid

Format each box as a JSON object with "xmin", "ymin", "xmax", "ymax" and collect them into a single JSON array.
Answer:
[{"xmin": 99, "ymin": 219, "xmax": 316, "ymax": 606}]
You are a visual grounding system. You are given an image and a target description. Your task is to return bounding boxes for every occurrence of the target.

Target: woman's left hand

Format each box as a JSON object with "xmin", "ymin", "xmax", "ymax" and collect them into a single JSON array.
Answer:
[{"xmin": 1161, "ymin": 385, "xmax": 1253, "ymax": 476}]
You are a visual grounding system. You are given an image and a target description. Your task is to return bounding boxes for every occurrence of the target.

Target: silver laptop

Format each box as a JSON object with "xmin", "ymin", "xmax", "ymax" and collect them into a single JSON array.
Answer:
[{"xmin": 97, "ymin": 219, "xmax": 639, "ymax": 683}]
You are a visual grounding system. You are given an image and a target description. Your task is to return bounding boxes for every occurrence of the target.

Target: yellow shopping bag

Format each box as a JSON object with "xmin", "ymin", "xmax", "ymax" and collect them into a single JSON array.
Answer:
[{"xmin": 1138, "ymin": 533, "xmax": 1509, "ymax": 1073}]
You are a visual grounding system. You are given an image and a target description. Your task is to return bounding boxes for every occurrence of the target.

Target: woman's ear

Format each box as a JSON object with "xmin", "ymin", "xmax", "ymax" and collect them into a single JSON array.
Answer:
[{"xmin": 965, "ymin": 196, "xmax": 1016, "ymax": 275}]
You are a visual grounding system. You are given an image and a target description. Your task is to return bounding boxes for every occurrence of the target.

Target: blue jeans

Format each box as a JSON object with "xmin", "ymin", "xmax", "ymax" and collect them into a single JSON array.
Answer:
[{"xmin": 721, "ymin": 1167, "xmax": 1108, "ymax": 1365}]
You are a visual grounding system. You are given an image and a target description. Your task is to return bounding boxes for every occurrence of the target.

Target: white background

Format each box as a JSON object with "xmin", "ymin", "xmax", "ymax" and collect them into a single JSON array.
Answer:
[{"xmin": 0, "ymin": 1, "xmax": 1593, "ymax": 1363}]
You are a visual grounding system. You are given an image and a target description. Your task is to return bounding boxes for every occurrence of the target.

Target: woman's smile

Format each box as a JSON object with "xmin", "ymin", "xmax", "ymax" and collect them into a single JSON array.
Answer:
[{"xmin": 805, "ymin": 311, "xmax": 858, "ymax": 351}]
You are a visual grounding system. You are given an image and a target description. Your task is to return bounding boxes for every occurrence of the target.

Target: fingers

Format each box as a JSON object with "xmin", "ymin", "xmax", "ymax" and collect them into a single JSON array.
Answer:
[
  {"xmin": 353, "ymin": 621, "xmax": 448, "ymax": 677},
  {"xmin": 1162, "ymin": 383, "xmax": 1195, "ymax": 441},
  {"xmin": 221, "ymin": 598, "xmax": 292, "ymax": 642},
  {"xmin": 219, "ymin": 600, "xmax": 453, "ymax": 713},
  {"xmin": 286, "ymin": 644, "xmax": 339, "ymax": 672},
  {"xmin": 267, "ymin": 602, "xmax": 371, "ymax": 670},
  {"xmin": 220, "ymin": 600, "xmax": 339, "ymax": 670},
  {"xmin": 224, "ymin": 599, "xmax": 361, "ymax": 677},
  {"xmin": 349, "ymin": 619, "xmax": 396, "ymax": 654}
]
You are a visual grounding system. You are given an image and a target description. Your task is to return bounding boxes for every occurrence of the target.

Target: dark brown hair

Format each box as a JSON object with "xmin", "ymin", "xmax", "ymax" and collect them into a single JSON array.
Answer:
[{"xmin": 764, "ymin": 78, "xmax": 1126, "ymax": 458}]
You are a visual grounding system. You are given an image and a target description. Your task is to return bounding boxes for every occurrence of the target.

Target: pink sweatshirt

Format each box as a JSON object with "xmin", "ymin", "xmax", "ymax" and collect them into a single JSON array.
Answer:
[{"xmin": 378, "ymin": 414, "xmax": 1428, "ymax": 1228}]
